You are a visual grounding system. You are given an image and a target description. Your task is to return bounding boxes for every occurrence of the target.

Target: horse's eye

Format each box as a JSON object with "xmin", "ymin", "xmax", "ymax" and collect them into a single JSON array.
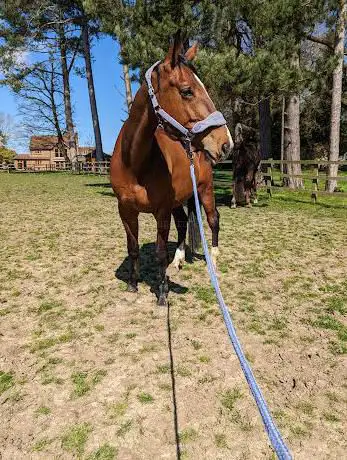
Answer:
[{"xmin": 180, "ymin": 87, "xmax": 193, "ymax": 98}]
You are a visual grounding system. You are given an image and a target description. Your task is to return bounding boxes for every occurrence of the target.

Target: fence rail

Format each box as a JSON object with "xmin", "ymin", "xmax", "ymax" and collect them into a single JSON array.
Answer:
[
  {"xmin": 259, "ymin": 159, "xmax": 347, "ymax": 202},
  {"xmin": 0, "ymin": 161, "xmax": 111, "ymax": 174},
  {"xmin": 1, "ymin": 159, "xmax": 346, "ymax": 202}
]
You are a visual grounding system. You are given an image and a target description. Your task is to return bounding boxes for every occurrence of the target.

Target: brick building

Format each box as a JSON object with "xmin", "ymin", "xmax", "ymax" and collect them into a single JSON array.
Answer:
[{"xmin": 14, "ymin": 133, "xmax": 96, "ymax": 170}]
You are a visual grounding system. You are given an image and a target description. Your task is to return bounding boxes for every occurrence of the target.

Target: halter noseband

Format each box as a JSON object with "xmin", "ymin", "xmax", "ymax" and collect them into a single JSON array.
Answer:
[{"xmin": 145, "ymin": 60, "xmax": 227, "ymax": 159}]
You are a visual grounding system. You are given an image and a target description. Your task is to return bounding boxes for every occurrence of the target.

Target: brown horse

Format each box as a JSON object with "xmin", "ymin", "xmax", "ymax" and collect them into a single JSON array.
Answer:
[
  {"xmin": 110, "ymin": 37, "xmax": 233, "ymax": 305},
  {"xmin": 231, "ymin": 123, "xmax": 261, "ymax": 208}
]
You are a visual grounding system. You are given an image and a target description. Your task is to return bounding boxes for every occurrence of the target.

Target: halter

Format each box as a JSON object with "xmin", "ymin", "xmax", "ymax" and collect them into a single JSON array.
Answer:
[{"xmin": 145, "ymin": 60, "xmax": 227, "ymax": 160}]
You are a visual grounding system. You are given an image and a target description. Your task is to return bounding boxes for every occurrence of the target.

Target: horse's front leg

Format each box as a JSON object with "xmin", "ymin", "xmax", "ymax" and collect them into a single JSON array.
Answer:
[
  {"xmin": 119, "ymin": 203, "xmax": 139, "ymax": 292},
  {"xmin": 155, "ymin": 211, "xmax": 171, "ymax": 306},
  {"xmin": 170, "ymin": 205, "xmax": 187, "ymax": 271},
  {"xmin": 199, "ymin": 184, "xmax": 220, "ymax": 270}
]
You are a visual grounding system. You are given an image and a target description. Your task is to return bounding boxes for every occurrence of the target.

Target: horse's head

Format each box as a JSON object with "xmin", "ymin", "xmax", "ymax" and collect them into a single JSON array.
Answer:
[{"xmin": 154, "ymin": 36, "xmax": 233, "ymax": 165}]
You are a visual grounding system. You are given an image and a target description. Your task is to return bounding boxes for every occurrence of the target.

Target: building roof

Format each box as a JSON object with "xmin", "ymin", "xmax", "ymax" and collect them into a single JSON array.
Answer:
[
  {"xmin": 29, "ymin": 135, "xmax": 70, "ymax": 151},
  {"xmin": 78, "ymin": 146, "xmax": 95, "ymax": 155},
  {"xmin": 14, "ymin": 154, "xmax": 51, "ymax": 160}
]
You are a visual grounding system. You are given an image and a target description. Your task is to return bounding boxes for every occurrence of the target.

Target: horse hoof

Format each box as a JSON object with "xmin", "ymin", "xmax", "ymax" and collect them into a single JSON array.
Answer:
[
  {"xmin": 157, "ymin": 296, "xmax": 168, "ymax": 307},
  {"xmin": 126, "ymin": 284, "xmax": 138, "ymax": 293}
]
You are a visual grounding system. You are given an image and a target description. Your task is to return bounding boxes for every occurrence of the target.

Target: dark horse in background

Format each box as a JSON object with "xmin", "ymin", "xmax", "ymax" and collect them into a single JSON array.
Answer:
[
  {"xmin": 231, "ymin": 123, "xmax": 261, "ymax": 208},
  {"xmin": 110, "ymin": 36, "xmax": 233, "ymax": 305}
]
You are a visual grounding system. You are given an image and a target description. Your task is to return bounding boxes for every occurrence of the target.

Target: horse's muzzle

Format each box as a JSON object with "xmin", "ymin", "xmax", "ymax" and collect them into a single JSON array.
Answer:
[{"xmin": 202, "ymin": 126, "xmax": 234, "ymax": 164}]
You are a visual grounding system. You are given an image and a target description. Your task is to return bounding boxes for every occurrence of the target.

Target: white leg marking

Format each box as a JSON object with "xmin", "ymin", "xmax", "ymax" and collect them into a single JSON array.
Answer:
[
  {"xmin": 211, "ymin": 246, "xmax": 219, "ymax": 270},
  {"xmin": 172, "ymin": 246, "xmax": 185, "ymax": 271}
]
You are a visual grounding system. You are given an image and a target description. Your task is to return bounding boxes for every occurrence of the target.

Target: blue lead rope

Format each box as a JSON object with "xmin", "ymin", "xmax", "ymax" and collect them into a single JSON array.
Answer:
[{"xmin": 189, "ymin": 163, "xmax": 292, "ymax": 460}]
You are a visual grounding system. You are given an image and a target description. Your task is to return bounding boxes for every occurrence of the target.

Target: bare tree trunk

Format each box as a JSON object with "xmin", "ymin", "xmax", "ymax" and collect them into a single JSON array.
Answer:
[
  {"xmin": 258, "ymin": 97, "xmax": 272, "ymax": 160},
  {"xmin": 81, "ymin": 22, "xmax": 104, "ymax": 161},
  {"xmin": 49, "ymin": 62, "xmax": 65, "ymax": 157},
  {"xmin": 280, "ymin": 96, "xmax": 285, "ymax": 177},
  {"xmin": 284, "ymin": 93, "xmax": 303, "ymax": 188},
  {"xmin": 122, "ymin": 62, "xmax": 133, "ymax": 113},
  {"xmin": 326, "ymin": 0, "xmax": 346, "ymax": 192},
  {"xmin": 58, "ymin": 24, "xmax": 76, "ymax": 163},
  {"xmin": 284, "ymin": 53, "xmax": 303, "ymax": 189}
]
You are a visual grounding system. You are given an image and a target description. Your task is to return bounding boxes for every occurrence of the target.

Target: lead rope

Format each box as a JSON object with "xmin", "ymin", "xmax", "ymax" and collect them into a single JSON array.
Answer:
[{"xmin": 189, "ymin": 158, "xmax": 292, "ymax": 460}]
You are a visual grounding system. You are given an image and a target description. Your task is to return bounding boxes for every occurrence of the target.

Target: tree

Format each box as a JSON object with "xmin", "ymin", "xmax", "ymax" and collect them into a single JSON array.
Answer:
[
  {"xmin": 327, "ymin": 0, "xmax": 346, "ymax": 192},
  {"xmin": 0, "ymin": 0, "xmax": 104, "ymax": 161},
  {"xmin": 0, "ymin": 112, "xmax": 22, "ymax": 150},
  {"xmin": 16, "ymin": 58, "xmax": 66, "ymax": 156},
  {"xmin": 0, "ymin": 0, "xmax": 79, "ymax": 160},
  {"xmin": 0, "ymin": 147, "xmax": 16, "ymax": 164},
  {"xmin": 80, "ymin": 19, "xmax": 104, "ymax": 160}
]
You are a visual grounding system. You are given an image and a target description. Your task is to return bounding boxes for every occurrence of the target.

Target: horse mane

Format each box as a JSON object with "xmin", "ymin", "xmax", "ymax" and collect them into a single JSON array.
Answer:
[{"xmin": 177, "ymin": 54, "xmax": 200, "ymax": 77}]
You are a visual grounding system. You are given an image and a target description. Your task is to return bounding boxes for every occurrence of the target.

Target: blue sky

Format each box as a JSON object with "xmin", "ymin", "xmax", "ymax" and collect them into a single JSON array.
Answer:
[{"xmin": 0, "ymin": 36, "xmax": 139, "ymax": 154}]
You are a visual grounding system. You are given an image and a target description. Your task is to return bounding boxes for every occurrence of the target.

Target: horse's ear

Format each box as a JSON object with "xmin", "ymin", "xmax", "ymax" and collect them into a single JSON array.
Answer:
[
  {"xmin": 164, "ymin": 30, "xmax": 184, "ymax": 69},
  {"xmin": 185, "ymin": 42, "xmax": 198, "ymax": 61}
]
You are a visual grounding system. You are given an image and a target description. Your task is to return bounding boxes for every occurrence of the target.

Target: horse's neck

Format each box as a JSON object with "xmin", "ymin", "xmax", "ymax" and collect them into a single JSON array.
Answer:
[{"xmin": 123, "ymin": 83, "xmax": 157, "ymax": 172}]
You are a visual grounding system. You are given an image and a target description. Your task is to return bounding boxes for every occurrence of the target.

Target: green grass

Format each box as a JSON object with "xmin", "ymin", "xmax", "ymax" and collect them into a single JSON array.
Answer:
[
  {"xmin": 312, "ymin": 315, "xmax": 347, "ymax": 344},
  {"xmin": 326, "ymin": 296, "xmax": 347, "ymax": 315},
  {"xmin": 192, "ymin": 286, "xmax": 216, "ymax": 304},
  {"xmin": 108, "ymin": 401, "xmax": 128, "ymax": 419},
  {"xmin": 156, "ymin": 364, "xmax": 170, "ymax": 374},
  {"xmin": 71, "ymin": 369, "xmax": 107, "ymax": 397},
  {"xmin": 61, "ymin": 422, "xmax": 92, "ymax": 457},
  {"xmin": 35, "ymin": 406, "xmax": 51, "ymax": 416},
  {"xmin": 220, "ymin": 387, "xmax": 243, "ymax": 411},
  {"xmin": 116, "ymin": 420, "xmax": 132, "ymax": 437},
  {"xmin": 32, "ymin": 437, "xmax": 53, "ymax": 452},
  {"xmin": 191, "ymin": 340, "xmax": 202, "ymax": 350},
  {"xmin": 0, "ymin": 371, "xmax": 14, "ymax": 395},
  {"xmin": 323, "ymin": 412, "xmax": 340, "ymax": 423},
  {"xmin": 87, "ymin": 444, "xmax": 118, "ymax": 460},
  {"xmin": 37, "ymin": 300, "xmax": 63, "ymax": 314},
  {"xmin": 137, "ymin": 392, "xmax": 154, "ymax": 403},
  {"xmin": 214, "ymin": 433, "xmax": 228, "ymax": 448},
  {"xmin": 179, "ymin": 427, "xmax": 198, "ymax": 443},
  {"xmin": 198, "ymin": 355, "xmax": 211, "ymax": 363}
]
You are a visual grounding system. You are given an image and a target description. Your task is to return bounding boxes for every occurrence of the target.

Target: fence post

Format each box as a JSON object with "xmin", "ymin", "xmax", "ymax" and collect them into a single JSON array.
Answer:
[{"xmin": 311, "ymin": 163, "xmax": 319, "ymax": 203}]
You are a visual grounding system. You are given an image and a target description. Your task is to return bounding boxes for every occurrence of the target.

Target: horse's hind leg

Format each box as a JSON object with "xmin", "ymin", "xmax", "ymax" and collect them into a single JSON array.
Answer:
[
  {"xmin": 155, "ymin": 211, "xmax": 171, "ymax": 306},
  {"xmin": 171, "ymin": 205, "xmax": 187, "ymax": 271},
  {"xmin": 230, "ymin": 181, "xmax": 237, "ymax": 208},
  {"xmin": 199, "ymin": 184, "xmax": 220, "ymax": 269},
  {"xmin": 119, "ymin": 203, "xmax": 139, "ymax": 292},
  {"xmin": 251, "ymin": 176, "xmax": 258, "ymax": 204}
]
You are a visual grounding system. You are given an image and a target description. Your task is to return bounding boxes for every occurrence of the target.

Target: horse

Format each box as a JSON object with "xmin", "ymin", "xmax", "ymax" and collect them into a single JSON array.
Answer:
[
  {"xmin": 110, "ymin": 35, "xmax": 233, "ymax": 306},
  {"xmin": 231, "ymin": 123, "xmax": 261, "ymax": 208}
]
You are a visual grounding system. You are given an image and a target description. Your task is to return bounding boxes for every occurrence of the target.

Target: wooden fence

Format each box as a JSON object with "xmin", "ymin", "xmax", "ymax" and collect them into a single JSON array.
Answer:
[
  {"xmin": 260, "ymin": 159, "xmax": 347, "ymax": 202},
  {"xmin": 1, "ymin": 159, "xmax": 346, "ymax": 202},
  {"xmin": 0, "ymin": 161, "xmax": 110, "ymax": 175}
]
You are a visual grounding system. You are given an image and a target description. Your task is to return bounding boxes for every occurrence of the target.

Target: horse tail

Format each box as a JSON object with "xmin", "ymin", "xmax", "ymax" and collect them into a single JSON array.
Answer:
[{"xmin": 187, "ymin": 196, "xmax": 201, "ymax": 254}]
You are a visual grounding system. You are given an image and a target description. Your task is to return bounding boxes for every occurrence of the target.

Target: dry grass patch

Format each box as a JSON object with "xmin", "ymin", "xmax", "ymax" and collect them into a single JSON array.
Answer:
[{"xmin": 0, "ymin": 173, "xmax": 346, "ymax": 460}]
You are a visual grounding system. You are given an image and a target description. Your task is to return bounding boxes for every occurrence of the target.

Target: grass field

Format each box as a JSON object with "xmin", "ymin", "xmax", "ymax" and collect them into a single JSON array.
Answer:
[{"xmin": 0, "ymin": 172, "xmax": 346, "ymax": 460}]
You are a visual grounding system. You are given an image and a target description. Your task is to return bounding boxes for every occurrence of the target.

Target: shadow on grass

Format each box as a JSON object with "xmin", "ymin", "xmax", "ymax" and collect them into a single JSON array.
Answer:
[
  {"xmin": 115, "ymin": 242, "xmax": 189, "ymax": 298},
  {"xmin": 84, "ymin": 182, "xmax": 112, "ymax": 188}
]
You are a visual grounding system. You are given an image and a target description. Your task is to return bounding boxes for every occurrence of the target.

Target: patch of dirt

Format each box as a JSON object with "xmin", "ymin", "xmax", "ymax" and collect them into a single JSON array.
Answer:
[{"xmin": 0, "ymin": 173, "xmax": 346, "ymax": 459}]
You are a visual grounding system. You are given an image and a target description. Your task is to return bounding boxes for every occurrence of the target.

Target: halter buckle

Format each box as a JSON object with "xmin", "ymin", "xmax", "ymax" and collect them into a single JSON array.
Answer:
[{"xmin": 182, "ymin": 137, "xmax": 194, "ymax": 163}]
